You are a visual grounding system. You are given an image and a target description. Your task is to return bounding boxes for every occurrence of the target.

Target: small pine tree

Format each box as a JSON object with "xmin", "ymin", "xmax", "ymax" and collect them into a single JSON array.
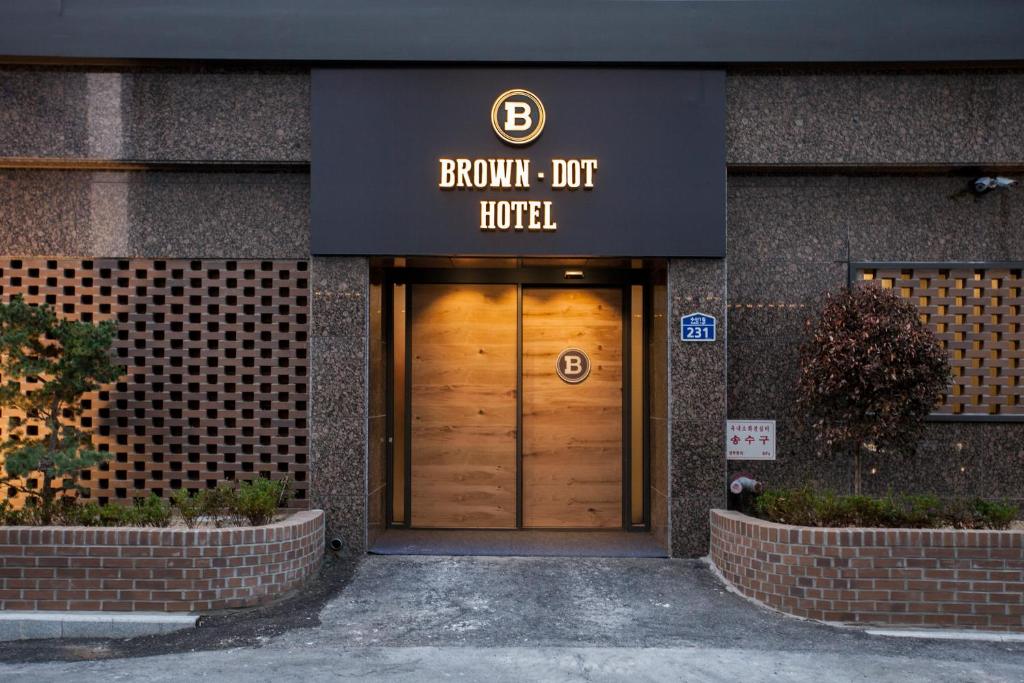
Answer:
[
  {"xmin": 0, "ymin": 295, "xmax": 125, "ymax": 523},
  {"xmin": 796, "ymin": 285, "xmax": 951, "ymax": 494}
]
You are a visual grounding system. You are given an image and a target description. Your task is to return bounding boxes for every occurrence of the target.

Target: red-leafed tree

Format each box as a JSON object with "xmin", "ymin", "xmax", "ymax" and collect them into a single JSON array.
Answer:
[{"xmin": 796, "ymin": 285, "xmax": 951, "ymax": 494}]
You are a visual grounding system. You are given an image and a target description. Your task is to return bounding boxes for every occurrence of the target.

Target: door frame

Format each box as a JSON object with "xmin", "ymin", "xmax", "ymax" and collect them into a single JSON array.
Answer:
[{"xmin": 384, "ymin": 266, "xmax": 652, "ymax": 531}]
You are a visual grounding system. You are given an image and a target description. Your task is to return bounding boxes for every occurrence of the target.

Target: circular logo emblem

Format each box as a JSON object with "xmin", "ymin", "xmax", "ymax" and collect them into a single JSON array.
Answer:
[
  {"xmin": 491, "ymin": 89, "xmax": 546, "ymax": 145},
  {"xmin": 555, "ymin": 348, "xmax": 591, "ymax": 384}
]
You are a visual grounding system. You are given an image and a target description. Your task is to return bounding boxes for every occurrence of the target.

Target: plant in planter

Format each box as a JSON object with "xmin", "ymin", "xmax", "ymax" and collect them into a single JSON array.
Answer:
[
  {"xmin": 231, "ymin": 477, "xmax": 290, "ymax": 526},
  {"xmin": 48, "ymin": 494, "xmax": 173, "ymax": 528},
  {"xmin": 754, "ymin": 485, "xmax": 1018, "ymax": 529},
  {"xmin": 796, "ymin": 285, "xmax": 951, "ymax": 494},
  {"xmin": 170, "ymin": 477, "xmax": 291, "ymax": 527},
  {"xmin": 171, "ymin": 488, "xmax": 207, "ymax": 529},
  {"xmin": 0, "ymin": 295, "xmax": 125, "ymax": 524}
]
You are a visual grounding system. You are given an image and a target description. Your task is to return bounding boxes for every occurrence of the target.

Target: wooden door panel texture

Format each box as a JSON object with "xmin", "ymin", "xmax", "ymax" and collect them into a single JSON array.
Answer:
[
  {"xmin": 408, "ymin": 284, "xmax": 624, "ymax": 529},
  {"xmin": 410, "ymin": 284, "xmax": 518, "ymax": 528},
  {"xmin": 522, "ymin": 288, "xmax": 623, "ymax": 528}
]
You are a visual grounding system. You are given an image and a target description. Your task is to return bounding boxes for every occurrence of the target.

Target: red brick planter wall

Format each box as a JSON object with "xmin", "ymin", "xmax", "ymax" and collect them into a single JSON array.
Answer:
[
  {"xmin": 710, "ymin": 509, "xmax": 1024, "ymax": 631},
  {"xmin": 0, "ymin": 510, "xmax": 324, "ymax": 612}
]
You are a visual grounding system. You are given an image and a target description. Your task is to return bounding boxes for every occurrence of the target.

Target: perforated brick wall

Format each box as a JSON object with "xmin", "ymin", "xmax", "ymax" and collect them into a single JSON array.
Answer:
[
  {"xmin": 710, "ymin": 510, "xmax": 1024, "ymax": 631},
  {"xmin": 0, "ymin": 510, "xmax": 323, "ymax": 612},
  {"xmin": 0, "ymin": 258, "xmax": 310, "ymax": 505},
  {"xmin": 858, "ymin": 266, "xmax": 1024, "ymax": 418}
]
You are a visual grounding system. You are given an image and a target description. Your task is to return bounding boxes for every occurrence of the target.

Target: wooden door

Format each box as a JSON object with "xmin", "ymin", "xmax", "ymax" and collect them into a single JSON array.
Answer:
[
  {"xmin": 521, "ymin": 288, "xmax": 623, "ymax": 528},
  {"xmin": 409, "ymin": 284, "xmax": 518, "ymax": 528}
]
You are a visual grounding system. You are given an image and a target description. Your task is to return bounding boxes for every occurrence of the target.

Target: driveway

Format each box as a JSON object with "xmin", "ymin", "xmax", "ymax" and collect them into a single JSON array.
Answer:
[{"xmin": 1, "ymin": 556, "xmax": 1022, "ymax": 682}]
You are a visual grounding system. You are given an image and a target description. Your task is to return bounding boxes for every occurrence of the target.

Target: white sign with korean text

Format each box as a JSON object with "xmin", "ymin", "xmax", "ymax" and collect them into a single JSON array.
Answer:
[{"xmin": 726, "ymin": 420, "xmax": 776, "ymax": 460}]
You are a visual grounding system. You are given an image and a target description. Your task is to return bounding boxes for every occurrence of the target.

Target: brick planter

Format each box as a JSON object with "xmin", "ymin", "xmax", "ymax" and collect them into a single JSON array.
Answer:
[
  {"xmin": 710, "ymin": 509, "xmax": 1024, "ymax": 631},
  {"xmin": 0, "ymin": 509, "xmax": 324, "ymax": 612}
]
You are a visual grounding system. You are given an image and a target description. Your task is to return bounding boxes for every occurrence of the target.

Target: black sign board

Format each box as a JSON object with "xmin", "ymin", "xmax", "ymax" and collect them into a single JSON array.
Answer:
[{"xmin": 312, "ymin": 68, "xmax": 724, "ymax": 257}]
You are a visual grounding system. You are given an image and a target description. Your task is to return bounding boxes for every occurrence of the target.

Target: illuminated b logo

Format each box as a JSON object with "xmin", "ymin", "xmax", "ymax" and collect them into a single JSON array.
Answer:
[
  {"xmin": 555, "ymin": 348, "xmax": 591, "ymax": 384},
  {"xmin": 491, "ymin": 89, "xmax": 545, "ymax": 145}
]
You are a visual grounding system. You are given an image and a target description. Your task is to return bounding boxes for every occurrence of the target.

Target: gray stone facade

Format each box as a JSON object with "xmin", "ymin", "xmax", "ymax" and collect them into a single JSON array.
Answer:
[
  {"xmin": 727, "ymin": 69, "xmax": 1024, "ymax": 165},
  {"xmin": 667, "ymin": 260, "xmax": 728, "ymax": 557},
  {"xmin": 725, "ymin": 174, "xmax": 1024, "ymax": 508},
  {"xmin": 0, "ymin": 170, "xmax": 309, "ymax": 258},
  {"xmin": 1, "ymin": 64, "xmax": 1021, "ymax": 556},
  {"xmin": 0, "ymin": 66, "xmax": 308, "ymax": 162},
  {"xmin": 309, "ymin": 258, "xmax": 369, "ymax": 554},
  {"xmin": 722, "ymin": 68, "xmax": 1024, "ymax": 519}
]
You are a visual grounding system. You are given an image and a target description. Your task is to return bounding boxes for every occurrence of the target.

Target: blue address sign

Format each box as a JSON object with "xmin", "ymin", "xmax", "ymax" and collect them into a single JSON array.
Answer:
[{"xmin": 680, "ymin": 312, "xmax": 717, "ymax": 342}]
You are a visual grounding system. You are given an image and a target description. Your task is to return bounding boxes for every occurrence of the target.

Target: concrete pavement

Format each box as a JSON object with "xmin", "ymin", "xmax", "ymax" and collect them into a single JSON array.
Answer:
[
  {"xmin": 1, "ymin": 556, "xmax": 1022, "ymax": 682},
  {"xmin": 2, "ymin": 644, "xmax": 1020, "ymax": 682}
]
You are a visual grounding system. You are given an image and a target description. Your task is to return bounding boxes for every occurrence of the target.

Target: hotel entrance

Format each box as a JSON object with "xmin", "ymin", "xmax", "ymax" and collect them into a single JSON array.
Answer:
[{"xmin": 384, "ymin": 263, "xmax": 651, "ymax": 532}]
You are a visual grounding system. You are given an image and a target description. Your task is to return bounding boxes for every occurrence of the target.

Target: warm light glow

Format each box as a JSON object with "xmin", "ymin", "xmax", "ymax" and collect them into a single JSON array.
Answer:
[{"xmin": 563, "ymin": 270, "xmax": 584, "ymax": 279}]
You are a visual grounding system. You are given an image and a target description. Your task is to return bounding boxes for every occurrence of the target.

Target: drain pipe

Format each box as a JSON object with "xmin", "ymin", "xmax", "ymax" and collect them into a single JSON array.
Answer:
[
  {"xmin": 728, "ymin": 473, "xmax": 763, "ymax": 516},
  {"xmin": 729, "ymin": 476, "xmax": 763, "ymax": 495}
]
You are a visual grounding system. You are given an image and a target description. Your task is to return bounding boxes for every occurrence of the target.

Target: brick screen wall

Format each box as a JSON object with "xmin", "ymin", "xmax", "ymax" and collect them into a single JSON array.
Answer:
[
  {"xmin": 710, "ymin": 509, "xmax": 1024, "ymax": 631},
  {"xmin": 858, "ymin": 266, "xmax": 1024, "ymax": 419},
  {"xmin": 0, "ymin": 257, "xmax": 310, "ymax": 505},
  {"xmin": 0, "ymin": 510, "xmax": 323, "ymax": 612}
]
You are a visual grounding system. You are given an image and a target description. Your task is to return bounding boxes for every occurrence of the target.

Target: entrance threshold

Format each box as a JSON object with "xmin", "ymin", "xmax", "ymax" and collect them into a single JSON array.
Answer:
[{"xmin": 369, "ymin": 529, "xmax": 667, "ymax": 558}]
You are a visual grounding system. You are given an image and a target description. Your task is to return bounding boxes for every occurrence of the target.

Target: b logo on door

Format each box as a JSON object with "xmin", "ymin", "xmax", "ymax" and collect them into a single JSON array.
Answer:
[
  {"xmin": 491, "ymin": 89, "xmax": 546, "ymax": 145},
  {"xmin": 555, "ymin": 348, "xmax": 591, "ymax": 384}
]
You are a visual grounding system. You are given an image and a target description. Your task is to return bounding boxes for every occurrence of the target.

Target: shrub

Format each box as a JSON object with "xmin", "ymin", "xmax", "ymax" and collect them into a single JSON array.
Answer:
[
  {"xmin": 9, "ymin": 495, "xmax": 171, "ymax": 527},
  {"xmin": 753, "ymin": 487, "xmax": 818, "ymax": 527},
  {"xmin": 896, "ymin": 494, "xmax": 944, "ymax": 528},
  {"xmin": 202, "ymin": 484, "xmax": 240, "ymax": 527},
  {"xmin": 0, "ymin": 498, "xmax": 41, "ymax": 526},
  {"xmin": 945, "ymin": 498, "xmax": 1018, "ymax": 530},
  {"xmin": 796, "ymin": 286, "xmax": 951, "ymax": 494},
  {"xmin": 753, "ymin": 486, "xmax": 1019, "ymax": 529},
  {"xmin": 126, "ymin": 494, "xmax": 172, "ymax": 527},
  {"xmin": 171, "ymin": 488, "xmax": 205, "ymax": 529},
  {"xmin": 972, "ymin": 499, "xmax": 1018, "ymax": 529},
  {"xmin": 1, "ymin": 482, "xmax": 291, "ymax": 528},
  {"xmin": 98, "ymin": 503, "xmax": 125, "ymax": 526},
  {"xmin": 171, "ymin": 480, "xmax": 291, "ymax": 527},
  {"xmin": 0, "ymin": 295, "xmax": 125, "ymax": 523},
  {"xmin": 231, "ymin": 477, "xmax": 289, "ymax": 526},
  {"xmin": 55, "ymin": 499, "xmax": 103, "ymax": 526}
]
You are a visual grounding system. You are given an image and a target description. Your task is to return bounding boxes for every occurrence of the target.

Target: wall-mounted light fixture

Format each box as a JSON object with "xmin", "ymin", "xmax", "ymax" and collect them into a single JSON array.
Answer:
[
  {"xmin": 563, "ymin": 270, "xmax": 585, "ymax": 280},
  {"xmin": 972, "ymin": 176, "xmax": 1018, "ymax": 195}
]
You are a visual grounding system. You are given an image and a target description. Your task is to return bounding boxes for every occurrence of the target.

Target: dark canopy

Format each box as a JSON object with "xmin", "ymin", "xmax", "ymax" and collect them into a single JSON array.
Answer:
[{"xmin": 1, "ymin": 1, "xmax": 1022, "ymax": 64}]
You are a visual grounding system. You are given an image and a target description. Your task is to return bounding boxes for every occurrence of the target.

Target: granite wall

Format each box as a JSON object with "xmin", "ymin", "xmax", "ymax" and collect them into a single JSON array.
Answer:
[
  {"xmin": 8, "ymin": 66, "xmax": 1024, "ymax": 167},
  {"xmin": 727, "ymin": 69, "xmax": 1024, "ymax": 165},
  {"xmin": 0, "ymin": 66, "xmax": 308, "ymax": 162},
  {"xmin": 720, "ymin": 67, "xmax": 1024, "ymax": 536},
  {"xmin": 723, "ymin": 68, "xmax": 1024, "ymax": 509},
  {"xmin": 3, "ymin": 63, "xmax": 1023, "ymax": 556},
  {"xmin": 309, "ymin": 258, "xmax": 369, "ymax": 554},
  {"xmin": 0, "ymin": 169, "xmax": 308, "ymax": 258},
  {"xmin": 667, "ymin": 259, "xmax": 728, "ymax": 557},
  {"xmin": 725, "ymin": 174, "xmax": 1024, "ymax": 506}
]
